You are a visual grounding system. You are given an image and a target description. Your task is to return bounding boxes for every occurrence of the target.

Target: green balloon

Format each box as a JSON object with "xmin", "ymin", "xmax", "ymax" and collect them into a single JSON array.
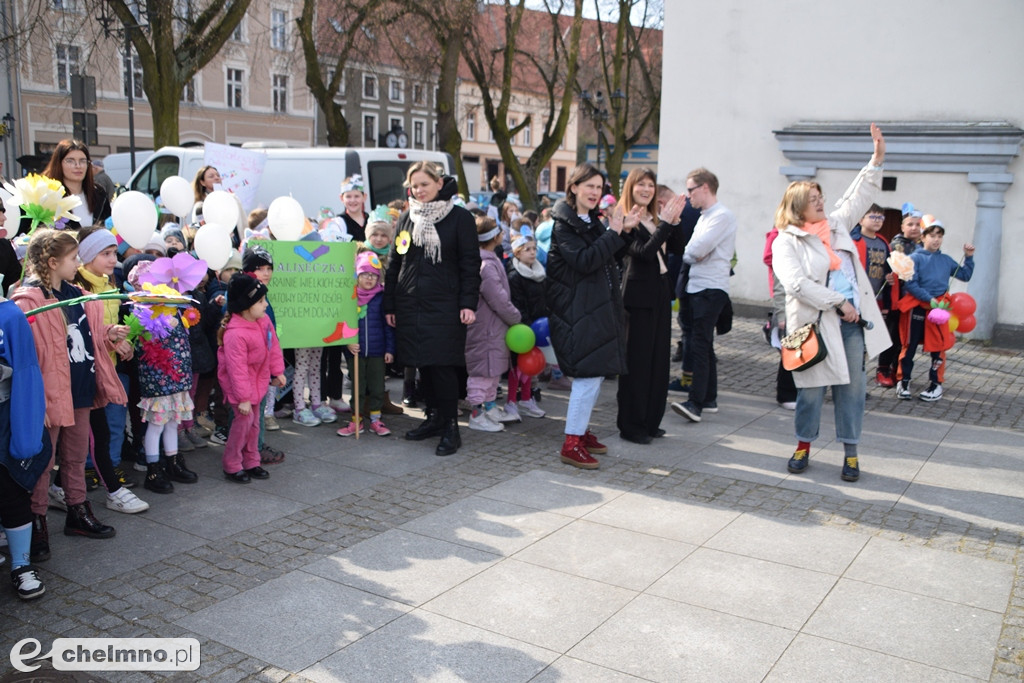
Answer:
[{"xmin": 505, "ymin": 324, "xmax": 536, "ymax": 354}]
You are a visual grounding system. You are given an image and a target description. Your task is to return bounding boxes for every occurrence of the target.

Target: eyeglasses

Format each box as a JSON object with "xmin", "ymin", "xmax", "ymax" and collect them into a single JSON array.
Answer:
[
  {"xmin": 62, "ymin": 158, "xmax": 89, "ymax": 167},
  {"xmin": 807, "ymin": 195, "xmax": 825, "ymax": 205},
  {"xmin": 685, "ymin": 184, "xmax": 702, "ymax": 194},
  {"xmin": 866, "ymin": 214, "xmax": 885, "ymax": 221}
]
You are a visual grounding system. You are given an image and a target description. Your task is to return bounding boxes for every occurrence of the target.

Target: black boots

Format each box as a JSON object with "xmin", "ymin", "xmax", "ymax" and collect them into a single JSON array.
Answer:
[
  {"xmin": 405, "ymin": 409, "xmax": 445, "ymax": 441},
  {"xmin": 64, "ymin": 501, "xmax": 116, "ymax": 539},
  {"xmin": 144, "ymin": 461, "xmax": 174, "ymax": 494},
  {"xmin": 163, "ymin": 453, "xmax": 198, "ymax": 484},
  {"xmin": 30, "ymin": 514, "xmax": 50, "ymax": 562},
  {"xmin": 435, "ymin": 418, "xmax": 461, "ymax": 456}
]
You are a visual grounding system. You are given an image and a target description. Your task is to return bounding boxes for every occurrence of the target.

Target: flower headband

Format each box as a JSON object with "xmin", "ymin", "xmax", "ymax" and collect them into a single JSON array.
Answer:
[{"xmin": 340, "ymin": 174, "xmax": 365, "ymax": 194}]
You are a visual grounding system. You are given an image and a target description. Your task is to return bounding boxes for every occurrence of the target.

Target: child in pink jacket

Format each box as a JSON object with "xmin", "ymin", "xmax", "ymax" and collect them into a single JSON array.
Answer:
[{"xmin": 217, "ymin": 274, "xmax": 285, "ymax": 483}]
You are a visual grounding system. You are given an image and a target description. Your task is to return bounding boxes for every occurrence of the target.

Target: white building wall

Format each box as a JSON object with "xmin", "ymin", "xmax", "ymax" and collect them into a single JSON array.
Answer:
[{"xmin": 660, "ymin": 0, "xmax": 1024, "ymax": 327}]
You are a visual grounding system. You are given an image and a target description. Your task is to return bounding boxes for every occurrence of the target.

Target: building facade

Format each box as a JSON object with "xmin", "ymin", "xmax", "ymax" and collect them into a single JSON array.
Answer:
[
  {"xmin": 2, "ymin": 0, "xmax": 315, "ymax": 172},
  {"xmin": 659, "ymin": 0, "xmax": 1024, "ymax": 343}
]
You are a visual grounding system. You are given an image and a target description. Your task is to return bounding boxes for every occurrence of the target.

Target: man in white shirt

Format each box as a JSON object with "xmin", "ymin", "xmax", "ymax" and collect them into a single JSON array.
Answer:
[{"xmin": 671, "ymin": 168, "xmax": 737, "ymax": 423}]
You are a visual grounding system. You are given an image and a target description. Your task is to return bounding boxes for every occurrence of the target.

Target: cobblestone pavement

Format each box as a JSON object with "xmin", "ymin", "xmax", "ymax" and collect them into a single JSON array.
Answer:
[{"xmin": 1, "ymin": 316, "xmax": 1021, "ymax": 682}]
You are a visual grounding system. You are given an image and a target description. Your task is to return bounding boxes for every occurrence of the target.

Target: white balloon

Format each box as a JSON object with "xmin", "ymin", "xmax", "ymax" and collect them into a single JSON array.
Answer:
[
  {"xmin": 159, "ymin": 176, "xmax": 194, "ymax": 217},
  {"xmin": 193, "ymin": 224, "xmax": 233, "ymax": 270},
  {"xmin": 202, "ymin": 190, "xmax": 239, "ymax": 228},
  {"xmin": 111, "ymin": 191, "xmax": 158, "ymax": 249},
  {"xmin": 267, "ymin": 196, "xmax": 305, "ymax": 241},
  {"xmin": 540, "ymin": 344, "xmax": 557, "ymax": 365}
]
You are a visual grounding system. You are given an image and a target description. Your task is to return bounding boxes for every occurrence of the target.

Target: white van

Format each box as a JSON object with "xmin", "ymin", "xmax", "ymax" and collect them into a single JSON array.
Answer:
[
  {"xmin": 102, "ymin": 150, "xmax": 154, "ymax": 186},
  {"xmin": 126, "ymin": 146, "xmax": 453, "ymax": 218}
]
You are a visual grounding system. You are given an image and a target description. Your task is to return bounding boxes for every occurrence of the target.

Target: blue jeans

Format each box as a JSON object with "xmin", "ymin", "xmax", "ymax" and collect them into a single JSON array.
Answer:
[
  {"xmin": 104, "ymin": 372, "xmax": 131, "ymax": 468},
  {"xmin": 794, "ymin": 321, "xmax": 866, "ymax": 445},
  {"xmin": 565, "ymin": 376, "xmax": 603, "ymax": 435}
]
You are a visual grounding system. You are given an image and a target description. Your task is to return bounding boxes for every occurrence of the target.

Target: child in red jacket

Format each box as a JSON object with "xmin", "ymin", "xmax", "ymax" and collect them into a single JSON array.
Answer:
[{"xmin": 217, "ymin": 274, "xmax": 285, "ymax": 483}]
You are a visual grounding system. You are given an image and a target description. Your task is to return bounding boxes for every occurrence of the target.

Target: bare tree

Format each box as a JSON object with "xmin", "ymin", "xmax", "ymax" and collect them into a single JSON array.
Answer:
[
  {"xmin": 96, "ymin": 0, "xmax": 252, "ymax": 149},
  {"xmin": 583, "ymin": 0, "xmax": 662, "ymax": 195},
  {"xmin": 297, "ymin": 0, "xmax": 397, "ymax": 147},
  {"xmin": 391, "ymin": 0, "xmax": 476, "ymax": 197},
  {"xmin": 461, "ymin": 0, "xmax": 584, "ymax": 211}
]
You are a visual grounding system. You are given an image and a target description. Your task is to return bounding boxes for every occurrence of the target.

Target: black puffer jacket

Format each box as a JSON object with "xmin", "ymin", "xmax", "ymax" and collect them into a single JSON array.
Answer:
[
  {"xmin": 544, "ymin": 200, "xmax": 628, "ymax": 378},
  {"xmin": 507, "ymin": 264, "xmax": 548, "ymax": 325},
  {"xmin": 384, "ymin": 178, "xmax": 481, "ymax": 368}
]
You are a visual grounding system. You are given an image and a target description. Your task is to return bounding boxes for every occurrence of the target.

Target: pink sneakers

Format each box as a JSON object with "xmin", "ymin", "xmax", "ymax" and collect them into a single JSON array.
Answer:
[
  {"xmin": 366, "ymin": 420, "xmax": 391, "ymax": 437},
  {"xmin": 336, "ymin": 420, "xmax": 363, "ymax": 437}
]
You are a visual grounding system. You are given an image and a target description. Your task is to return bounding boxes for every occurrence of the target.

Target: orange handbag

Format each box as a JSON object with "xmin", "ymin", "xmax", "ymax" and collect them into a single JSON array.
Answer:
[{"xmin": 780, "ymin": 314, "xmax": 827, "ymax": 371}]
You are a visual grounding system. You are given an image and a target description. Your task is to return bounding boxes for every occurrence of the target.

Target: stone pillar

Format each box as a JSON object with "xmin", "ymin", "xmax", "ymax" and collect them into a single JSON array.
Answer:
[
  {"xmin": 966, "ymin": 173, "xmax": 1012, "ymax": 340},
  {"xmin": 780, "ymin": 166, "xmax": 817, "ymax": 182}
]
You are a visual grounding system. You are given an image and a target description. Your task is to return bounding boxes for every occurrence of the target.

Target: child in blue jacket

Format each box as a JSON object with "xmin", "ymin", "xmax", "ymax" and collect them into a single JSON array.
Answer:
[
  {"xmin": 337, "ymin": 251, "xmax": 395, "ymax": 437},
  {"xmin": 897, "ymin": 219, "xmax": 975, "ymax": 402}
]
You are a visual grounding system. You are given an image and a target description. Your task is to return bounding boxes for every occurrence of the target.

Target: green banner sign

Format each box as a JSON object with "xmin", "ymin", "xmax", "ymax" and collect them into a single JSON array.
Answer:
[{"xmin": 262, "ymin": 241, "xmax": 358, "ymax": 348}]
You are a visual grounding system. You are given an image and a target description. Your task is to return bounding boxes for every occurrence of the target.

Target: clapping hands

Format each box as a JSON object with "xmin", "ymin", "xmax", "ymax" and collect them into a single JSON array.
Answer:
[{"xmin": 659, "ymin": 195, "xmax": 688, "ymax": 225}]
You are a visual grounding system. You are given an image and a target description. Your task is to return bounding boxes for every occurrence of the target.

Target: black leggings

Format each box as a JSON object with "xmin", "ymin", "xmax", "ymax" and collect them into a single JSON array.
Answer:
[
  {"xmin": 419, "ymin": 366, "xmax": 462, "ymax": 419},
  {"xmin": 0, "ymin": 464, "xmax": 33, "ymax": 528},
  {"xmin": 90, "ymin": 408, "xmax": 120, "ymax": 493}
]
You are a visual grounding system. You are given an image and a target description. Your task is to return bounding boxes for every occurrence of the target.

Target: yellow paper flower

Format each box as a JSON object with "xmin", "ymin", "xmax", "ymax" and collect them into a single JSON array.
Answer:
[
  {"xmin": 140, "ymin": 282, "xmax": 185, "ymax": 318},
  {"xmin": 887, "ymin": 250, "xmax": 915, "ymax": 281},
  {"xmin": 2, "ymin": 173, "xmax": 82, "ymax": 230},
  {"xmin": 396, "ymin": 230, "xmax": 411, "ymax": 255}
]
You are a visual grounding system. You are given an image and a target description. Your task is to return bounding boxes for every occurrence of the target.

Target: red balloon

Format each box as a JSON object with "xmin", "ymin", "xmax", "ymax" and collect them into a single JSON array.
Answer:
[
  {"xmin": 949, "ymin": 293, "xmax": 977, "ymax": 319},
  {"xmin": 516, "ymin": 347, "xmax": 546, "ymax": 376},
  {"xmin": 956, "ymin": 314, "xmax": 976, "ymax": 334}
]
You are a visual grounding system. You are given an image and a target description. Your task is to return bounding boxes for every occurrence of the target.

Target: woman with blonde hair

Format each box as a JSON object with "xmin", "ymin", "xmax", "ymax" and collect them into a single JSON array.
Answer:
[
  {"xmin": 384, "ymin": 161, "xmax": 480, "ymax": 456},
  {"xmin": 771, "ymin": 124, "xmax": 891, "ymax": 482},
  {"xmin": 615, "ymin": 168, "xmax": 688, "ymax": 444}
]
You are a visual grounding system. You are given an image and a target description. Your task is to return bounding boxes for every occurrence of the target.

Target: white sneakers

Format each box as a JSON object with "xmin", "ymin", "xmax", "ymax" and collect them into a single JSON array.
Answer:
[
  {"xmin": 106, "ymin": 487, "xmax": 150, "ymax": 514},
  {"xmin": 515, "ymin": 398, "xmax": 546, "ymax": 419},
  {"xmin": 468, "ymin": 411, "xmax": 504, "ymax": 432},
  {"xmin": 48, "ymin": 484, "xmax": 67, "ymax": 512},
  {"xmin": 485, "ymin": 406, "xmax": 520, "ymax": 424},
  {"xmin": 919, "ymin": 383, "xmax": 943, "ymax": 401}
]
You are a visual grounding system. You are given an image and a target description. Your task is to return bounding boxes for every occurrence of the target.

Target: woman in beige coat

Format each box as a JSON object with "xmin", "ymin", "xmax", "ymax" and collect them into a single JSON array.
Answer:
[{"xmin": 772, "ymin": 124, "xmax": 890, "ymax": 482}]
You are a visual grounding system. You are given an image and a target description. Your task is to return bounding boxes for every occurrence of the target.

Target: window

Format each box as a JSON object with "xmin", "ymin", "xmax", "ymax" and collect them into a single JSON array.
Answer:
[
  {"xmin": 122, "ymin": 51, "xmax": 144, "ymax": 99},
  {"xmin": 52, "ymin": 0, "xmax": 82, "ymax": 10},
  {"xmin": 389, "ymin": 78, "xmax": 404, "ymax": 103},
  {"xmin": 174, "ymin": 0, "xmax": 193, "ymax": 23},
  {"xmin": 412, "ymin": 83, "xmax": 425, "ymax": 105},
  {"xmin": 272, "ymin": 74, "xmax": 288, "ymax": 113},
  {"xmin": 465, "ymin": 112, "xmax": 475, "ymax": 140},
  {"xmin": 231, "ymin": 18, "xmax": 244, "ymax": 41},
  {"xmin": 181, "ymin": 78, "xmax": 196, "ymax": 104},
  {"xmin": 523, "ymin": 122, "xmax": 531, "ymax": 147},
  {"xmin": 327, "ymin": 68, "xmax": 346, "ymax": 98},
  {"xmin": 270, "ymin": 9, "xmax": 287, "ymax": 50},
  {"xmin": 414, "ymin": 120, "xmax": 424, "ymax": 148},
  {"xmin": 363, "ymin": 114, "xmax": 377, "ymax": 145},
  {"xmin": 390, "ymin": 117, "xmax": 402, "ymax": 133},
  {"xmin": 488, "ymin": 124, "xmax": 495, "ymax": 142},
  {"xmin": 363, "ymin": 74, "xmax": 377, "ymax": 100},
  {"xmin": 509, "ymin": 118, "xmax": 517, "ymax": 145},
  {"xmin": 226, "ymin": 68, "xmax": 244, "ymax": 108},
  {"xmin": 56, "ymin": 44, "xmax": 80, "ymax": 93}
]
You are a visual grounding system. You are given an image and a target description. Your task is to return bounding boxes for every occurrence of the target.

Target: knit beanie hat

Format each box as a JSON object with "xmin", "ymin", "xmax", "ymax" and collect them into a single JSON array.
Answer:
[
  {"xmin": 242, "ymin": 245, "xmax": 273, "ymax": 272},
  {"xmin": 226, "ymin": 273, "xmax": 268, "ymax": 314},
  {"xmin": 126, "ymin": 258, "xmax": 155, "ymax": 289},
  {"xmin": 161, "ymin": 223, "xmax": 186, "ymax": 247},
  {"xmin": 143, "ymin": 232, "xmax": 167, "ymax": 255},
  {"xmin": 356, "ymin": 251, "xmax": 383, "ymax": 276},
  {"xmin": 220, "ymin": 250, "xmax": 243, "ymax": 275}
]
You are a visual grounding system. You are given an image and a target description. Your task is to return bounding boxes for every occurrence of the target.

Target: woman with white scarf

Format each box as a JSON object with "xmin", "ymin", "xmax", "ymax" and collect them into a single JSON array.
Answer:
[
  {"xmin": 615, "ymin": 168, "xmax": 689, "ymax": 444},
  {"xmin": 384, "ymin": 162, "xmax": 481, "ymax": 456},
  {"xmin": 772, "ymin": 124, "xmax": 891, "ymax": 483}
]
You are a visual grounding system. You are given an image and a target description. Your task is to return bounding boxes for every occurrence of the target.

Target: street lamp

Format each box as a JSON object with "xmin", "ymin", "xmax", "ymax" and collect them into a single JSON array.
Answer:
[
  {"xmin": 97, "ymin": 7, "xmax": 145, "ymax": 174},
  {"xmin": 579, "ymin": 89, "xmax": 625, "ymax": 174}
]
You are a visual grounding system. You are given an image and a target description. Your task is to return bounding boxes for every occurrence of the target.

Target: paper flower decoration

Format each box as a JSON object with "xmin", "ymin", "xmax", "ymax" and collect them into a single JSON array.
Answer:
[
  {"xmin": 133, "ymin": 306, "xmax": 176, "ymax": 339},
  {"xmin": 138, "ymin": 282, "xmax": 188, "ymax": 318},
  {"xmin": 140, "ymin": 339, "xmax": 184, "ymax": 382},
  {"xmin": 2, "ymin": 174, "xmax": 82, "ymax": 232},
  {"xmin": 887, "ymin": 251, "xmax": 915, "ymax": 281},
  {"xmin": 926, "ymin": 307, "xmax": 951, "ymax": 325},
  {"xmin": 396, "ymin": 230, "xmax": 411, "ymax": 255},
  {"xmin": 139, "ymin": 252, "xmax": 208, "ymax": 294},
  {"xmin": 181, "ymin": 307, "xmax": 201, "ymax": 329}
]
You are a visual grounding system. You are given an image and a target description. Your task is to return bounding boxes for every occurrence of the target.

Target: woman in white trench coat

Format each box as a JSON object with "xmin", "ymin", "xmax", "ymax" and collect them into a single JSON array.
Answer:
[{"xmin": 772, "ymin": 124, "xmax": 892, "ymax": 482}]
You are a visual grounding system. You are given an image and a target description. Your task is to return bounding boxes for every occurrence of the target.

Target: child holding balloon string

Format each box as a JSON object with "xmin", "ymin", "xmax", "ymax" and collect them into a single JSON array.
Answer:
[
  {"xmin": 505, "ymin": 227, "xmax": 547, "ymax": 420},
  {"xmin": 465, "ymin": 216, "xmax": 522, "ymax": 432}
]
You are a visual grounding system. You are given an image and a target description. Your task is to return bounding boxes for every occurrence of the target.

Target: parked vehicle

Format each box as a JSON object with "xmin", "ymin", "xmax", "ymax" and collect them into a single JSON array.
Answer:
[
  {"xmin": 102, "ymin": 151, "xmax": 154, "ymax": 186},
  {"xmin": 126, "ymin": 146, "xmax": 454, "ymax": 218}
]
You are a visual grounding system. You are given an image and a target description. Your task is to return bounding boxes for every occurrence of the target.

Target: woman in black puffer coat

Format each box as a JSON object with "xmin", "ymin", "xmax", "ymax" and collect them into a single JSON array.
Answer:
[
  {"xmin": 384, "ymin": 162, "xmax": 480, "ymax": 456},
  {"xmin": 546, "ymin": 163, "xmax": 637, "ymax": 470}
]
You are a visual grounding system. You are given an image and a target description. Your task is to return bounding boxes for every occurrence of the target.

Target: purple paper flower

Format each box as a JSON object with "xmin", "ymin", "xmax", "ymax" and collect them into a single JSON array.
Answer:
[
  {"xmin": 138, "ymin": 252, "xmax": 209, "ymax": 294},
  {"xmin": 134, "ymin": 305, "xmax": 174, "ymax": 339}
]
